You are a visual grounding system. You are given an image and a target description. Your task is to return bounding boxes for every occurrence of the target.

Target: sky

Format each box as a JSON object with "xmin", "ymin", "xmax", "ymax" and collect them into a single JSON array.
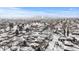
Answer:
[{"xmin": 0, "ymin": 7, "xmax": 79, "ymax": 18}]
